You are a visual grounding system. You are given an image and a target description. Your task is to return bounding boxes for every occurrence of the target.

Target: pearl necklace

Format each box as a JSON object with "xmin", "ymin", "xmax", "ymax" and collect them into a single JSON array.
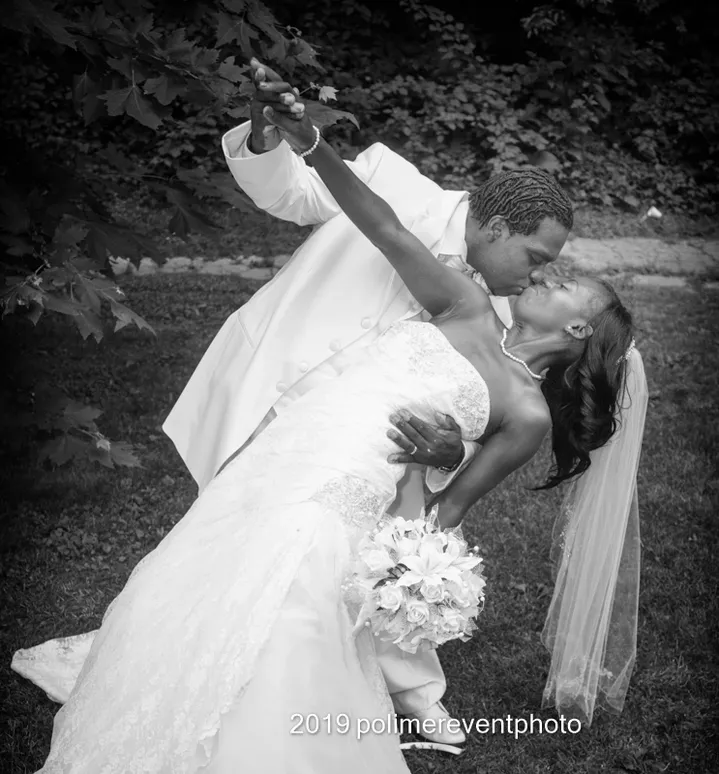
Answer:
[{"xmin": 500, "ymin": 328, "xmax": 543, "ymax": 381}]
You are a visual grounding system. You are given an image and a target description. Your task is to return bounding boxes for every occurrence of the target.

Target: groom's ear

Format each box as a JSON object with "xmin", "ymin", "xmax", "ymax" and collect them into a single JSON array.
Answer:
[{"xmin": 486, "ymin": 216, "xmax": 509, "ymax": 243}]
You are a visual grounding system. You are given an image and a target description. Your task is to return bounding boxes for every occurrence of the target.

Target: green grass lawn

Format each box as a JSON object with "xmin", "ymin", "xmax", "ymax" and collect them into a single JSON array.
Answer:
[{"xmin": 1, "ymin": 276, "xmax": 717, "ymax": 773}]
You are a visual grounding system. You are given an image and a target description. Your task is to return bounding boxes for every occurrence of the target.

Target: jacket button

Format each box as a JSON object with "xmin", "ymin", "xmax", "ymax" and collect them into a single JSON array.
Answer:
[
  {"xmin": 299, "ymin": 362, "xmax": 308, "ymax": 373},
  {"xmin": 361, "ymin": 317, "xmax": 371, "ymax": 329},
  {"xmin": 329, "ymin": 340, "xmax": 341, "ymax": 352},
  {"xmin": 276, "ymin": 382, "xmax": 287, "ymax": 392}
]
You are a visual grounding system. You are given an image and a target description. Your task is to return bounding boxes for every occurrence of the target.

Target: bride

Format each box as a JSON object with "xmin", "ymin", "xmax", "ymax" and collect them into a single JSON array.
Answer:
[{"xmin": 14, "ymin": 86, "xmax": 647, "ymax": 773}]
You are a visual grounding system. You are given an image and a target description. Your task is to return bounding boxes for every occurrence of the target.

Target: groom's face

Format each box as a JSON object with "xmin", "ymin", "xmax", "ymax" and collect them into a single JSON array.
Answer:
[{"xmin": 466, "ymin": 216, "xmax": 569, "ymax": 297}]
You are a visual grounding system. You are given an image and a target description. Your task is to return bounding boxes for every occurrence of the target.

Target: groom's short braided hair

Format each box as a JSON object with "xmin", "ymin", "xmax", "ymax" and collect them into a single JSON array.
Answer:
[{"xmin": 468, "ymin": 168, "xmax": 573, "ymax": 235}]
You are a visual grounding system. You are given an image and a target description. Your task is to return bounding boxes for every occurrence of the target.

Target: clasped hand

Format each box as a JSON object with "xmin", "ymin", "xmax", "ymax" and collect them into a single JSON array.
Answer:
[{"xmin": 249, "ymin": 57, "xmax": 316, "ymax": 151}]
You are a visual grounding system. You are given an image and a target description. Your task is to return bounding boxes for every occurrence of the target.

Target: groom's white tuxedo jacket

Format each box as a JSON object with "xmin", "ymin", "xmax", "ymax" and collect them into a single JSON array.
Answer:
[{"xmin": 163, "ymin": 122, "xmax": 512, "ymax": 492}]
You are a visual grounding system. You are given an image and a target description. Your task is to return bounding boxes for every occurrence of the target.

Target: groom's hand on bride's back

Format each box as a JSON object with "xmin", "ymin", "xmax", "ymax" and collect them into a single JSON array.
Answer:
[{"xmin": 386, "ymin": 410, "xmax": 464, "ymax": 469}]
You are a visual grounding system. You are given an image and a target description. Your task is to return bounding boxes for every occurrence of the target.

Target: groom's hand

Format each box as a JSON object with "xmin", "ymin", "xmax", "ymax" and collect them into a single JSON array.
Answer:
[
  {"xmin": 387, "ymin": 410, "xmax": 464, "ymax": 469},
  {"xmin": 248, "ymin": 58, "xmax": 302, "ymax": 153}
]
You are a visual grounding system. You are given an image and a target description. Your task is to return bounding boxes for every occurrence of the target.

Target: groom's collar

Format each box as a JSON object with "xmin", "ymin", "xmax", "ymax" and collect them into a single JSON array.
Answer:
[
  {"xmin": 437, "ymin": 195, "xmax": 469, "ymax": 260},
  {"xmin": 434, "ymin": 193, "xmax": 489, "ymax": 292}
]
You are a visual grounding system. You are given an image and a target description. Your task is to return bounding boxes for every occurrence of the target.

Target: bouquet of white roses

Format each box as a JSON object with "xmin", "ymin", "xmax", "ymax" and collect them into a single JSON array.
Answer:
[{"xmin": 348, "ymin": 511, "xmax": 486, "ymax": 654}]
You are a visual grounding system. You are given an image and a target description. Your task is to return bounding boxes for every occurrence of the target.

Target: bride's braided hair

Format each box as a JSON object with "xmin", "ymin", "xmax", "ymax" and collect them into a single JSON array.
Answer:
[
  {"xmin": 536, "ymin": 280, "xmax": 634, "ymax": 490},
  {"xmin": 468, "ymin": 168, "xmax": 574, "ymax": 235}
]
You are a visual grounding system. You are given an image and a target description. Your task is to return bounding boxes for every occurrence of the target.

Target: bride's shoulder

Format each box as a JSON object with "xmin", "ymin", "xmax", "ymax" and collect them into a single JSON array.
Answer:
[{"xmin": 506, "ymin": 389, "xmax": 552, "ymax": 435}]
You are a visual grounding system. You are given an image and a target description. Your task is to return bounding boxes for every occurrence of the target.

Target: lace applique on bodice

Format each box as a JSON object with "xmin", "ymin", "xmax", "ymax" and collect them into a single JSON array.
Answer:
[{"xmin": 302, "ymin": 321, "xmax": 490, "ymax": 534}]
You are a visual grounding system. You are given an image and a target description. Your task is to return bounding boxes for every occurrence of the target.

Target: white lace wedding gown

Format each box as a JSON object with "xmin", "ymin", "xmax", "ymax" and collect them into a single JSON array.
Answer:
[{"xmin": 13, "ymin": 321, "xmax": 489, "ymax": 774}]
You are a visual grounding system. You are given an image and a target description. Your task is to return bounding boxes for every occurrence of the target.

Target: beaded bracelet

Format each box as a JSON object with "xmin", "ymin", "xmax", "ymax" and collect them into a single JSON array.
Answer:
[{"xmin": 298, "ymin": 125, "xmax": 321, "ymax": 158}]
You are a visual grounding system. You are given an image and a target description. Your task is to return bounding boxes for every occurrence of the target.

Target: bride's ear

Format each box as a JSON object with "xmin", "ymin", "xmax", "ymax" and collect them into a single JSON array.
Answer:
[{"xmin": 564, "ymin": 321, "xmax": 594, "ymax": 340}]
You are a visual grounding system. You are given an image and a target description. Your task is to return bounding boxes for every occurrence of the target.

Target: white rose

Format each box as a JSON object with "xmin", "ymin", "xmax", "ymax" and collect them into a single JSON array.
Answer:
[
  {"xmin": 440, "ymin": 608, "xmax": 466, "ymax": 634},
  {"xmin": 405, "ymin": 599, "xmax": 431, "ymax": 626},
  {"xmin": 363, "ymin": 548, "xmax": 394, "ymax": 574},
  {"xmin": 448, "ymin": 582, "xmax": 473, "ymax": 608},
  {"xmin": 420, "ymin": 581, "xmax": 444, "ymax": 604},
  {"xmin": 377, "ymin": 585, "xmax": 405, "ymax": 612}
]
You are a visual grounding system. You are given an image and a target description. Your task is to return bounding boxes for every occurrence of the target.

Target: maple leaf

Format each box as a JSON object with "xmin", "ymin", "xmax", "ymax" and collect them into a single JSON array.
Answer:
[
  {"xmin": 76, "ymin": 275, "xmax": 103, "ymax": 314},
  {"xmin": 161, "ymin": 27, "xmax": 194, "ymax": 63},
  {"xmin": 72, "ymin": 308, "xmax": 105, "ymax": 342},
  {"xmin": 42, "ymin": 293, "xmax": 86, "ymax": 317},
  {"xmin": 107, "ymin": 56, "xmax": 133, "ymax": 79},
  {"xmin": 318, "ymin": 85, "xmax": 338, "ymax": 103},
  {"xmin": 207, "ymin": 172, "xmax": 259, "ymax": 213},
  {"xmin": 21, "ymin": 0, "xmax": 77, "ymax": 50},
  {"xmin": 26, "ymin": 300, "xmax": 44, "ymax": 325},
  {"xmin": 143, "ymin": 75, "xmax": 186, "ymax": 106},
  {"xmin": 129, "ymin": 13, "xmax": 155, "ymax": 38},
  {"xmin": 77, "ymin": 5, "xmax": 111, "ymax": 34},
  {"xmin": 40, "ymin": 434, "xmax": 88, "ymax": 467},
  {"xmin": 247, "ymin": 4, "xmax": 283, "ymax": 42},
  {"xmin": 72, "ymin": 72, "xmax": 105, "ymax": 124},
  {"xmin": 215, "ymin": 10, "xmax": 258, "ymax": 53},
  {"xmin": 64, "ymin": 401, "xmax": 103, "ymax": 429},
  {"xmin": 265, "ymin": 37, "xmax": 288, "ymax": 62},
  {"xmin": 50, "ymin": 220, "xmax": 88, "ymax": 264},
  {"xmin": 218, "ymin": 56, "xmax": 245, "ymax": 84},
  {"xmin": 87, "ymin": 443, "xmax": 115, "ymax": 468},
  {"xmin": 227, "ymin": 105, "xmax": 251, "ymax": 120},
  {"xmin": 82, "ymin": 220, "xmax": 162, "ymax": 266},
  {"xmin": 176, "ymin": 168, "xmax": 220, "ymax": 200},
  {"xmin": 100, "ymin": 85, "xmax": 162, "ymax": 130},
  {"xmin": 110, "ymin": 442, "xmax": 142, "ymax": 468},
  {"xmin": 165, "ymin": 188, "xmax": 217, "ymax": 238},
  {"xmin": 191, "ymin": 47, "xmax": 220, "ymax": 70},
  {"xmin": 14, "ymin": 285, "xmax": 45, "ymax": 326},
  {"xmin": 304, "ymin": 101, "xmax": 359, "ymax": 132},
  {"xmin": 290, "ymin": 37, "xmax": 324, "ymax": 71},
  {"xmin": 109, "ymin": 299, "xmax": 156, "ymax": 335},
  {"xmin": 86, "ymin": 276, "xmax": 125, "ymax": 302}
]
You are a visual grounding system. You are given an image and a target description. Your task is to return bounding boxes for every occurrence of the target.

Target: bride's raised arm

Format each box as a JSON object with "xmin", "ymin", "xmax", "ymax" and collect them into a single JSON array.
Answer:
[{"xmin": 262, "ymin": 103, "xmax": 486, "ymax": 318}]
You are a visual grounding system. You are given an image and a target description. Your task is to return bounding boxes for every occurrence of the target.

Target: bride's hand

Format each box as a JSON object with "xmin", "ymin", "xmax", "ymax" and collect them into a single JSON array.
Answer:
[
  {"xmin": 261, "ymin": 95, "xmax": 318, "ymax": 155},
  {"xmin": 427, "ymin": 496, "xmax": 464, "ymax": 531}
]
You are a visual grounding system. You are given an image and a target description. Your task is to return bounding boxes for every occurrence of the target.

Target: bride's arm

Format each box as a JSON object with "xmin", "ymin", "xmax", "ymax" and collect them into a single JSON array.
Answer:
[
  {"xmin": 263, "ymin": 109, "xmax": 486, "ymax": 318},
  {"xmin": 432, "ymin": 408, "xmax": 551, "ymax": 528}
]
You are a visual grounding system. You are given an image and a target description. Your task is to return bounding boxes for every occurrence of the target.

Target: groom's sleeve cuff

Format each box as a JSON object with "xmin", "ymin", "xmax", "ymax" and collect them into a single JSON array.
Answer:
[
  {"xmin": 222, "ymin": 121, "xmax": 292, "ymax": 161},
  {"xmin": 425, "ymin": 441, "xmax": 478, "ymax": 493}
]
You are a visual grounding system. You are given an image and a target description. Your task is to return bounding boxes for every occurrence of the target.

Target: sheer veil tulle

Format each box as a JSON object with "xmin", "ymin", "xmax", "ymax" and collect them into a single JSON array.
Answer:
[{"xmin": 541, "ymin": 347, "xmax": 648, "ymax": 725}]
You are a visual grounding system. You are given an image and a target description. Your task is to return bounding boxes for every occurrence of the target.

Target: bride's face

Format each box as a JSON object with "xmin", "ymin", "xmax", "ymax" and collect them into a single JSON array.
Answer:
[{"xmin": 513, "ymin": 275, "xmax": 608, "ymax": 335}]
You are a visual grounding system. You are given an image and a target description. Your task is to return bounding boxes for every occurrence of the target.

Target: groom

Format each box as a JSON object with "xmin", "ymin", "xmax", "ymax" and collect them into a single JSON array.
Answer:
[{"xmin": 163, "ymin": 60, "xmax": 573, "ymax": 744}]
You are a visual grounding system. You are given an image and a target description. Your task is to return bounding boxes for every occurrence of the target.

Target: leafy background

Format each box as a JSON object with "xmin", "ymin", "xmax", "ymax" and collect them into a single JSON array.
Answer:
[{"xmin": 1, "ymin": 0, "xmax": 717, "ymax": 465}]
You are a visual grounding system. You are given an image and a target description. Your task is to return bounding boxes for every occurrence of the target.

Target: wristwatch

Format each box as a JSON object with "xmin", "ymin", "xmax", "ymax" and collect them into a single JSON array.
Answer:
[{"xmin": 437, "ymin": 452, "xmax": 463, "ymax": 474}]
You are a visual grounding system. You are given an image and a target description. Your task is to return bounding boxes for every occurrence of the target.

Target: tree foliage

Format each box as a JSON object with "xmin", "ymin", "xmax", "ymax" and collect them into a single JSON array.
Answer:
[
  {"xmin": 0, "ymin": 0, "xmax": 352, "ymax": 469},
  {"xmin": 282, "ymin": 0, "xmax": 716, "ymax": 211},
  {"xmin": 1, "ymin": 0, "xmax": 715, "ymax": 470}
]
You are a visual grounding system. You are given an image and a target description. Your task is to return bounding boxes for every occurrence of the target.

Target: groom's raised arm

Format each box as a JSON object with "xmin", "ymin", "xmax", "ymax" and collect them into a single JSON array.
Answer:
[
  {"xmin": 222, "ymin": 121, "xmax": 379, "ymax": 226},
  {"xmin": 223, "ymin": 121, "xmax": 437, "ymax": 228},
  {"xmin": 223, "ymin": 59, "xmax": 437, "ymax": 227}
]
